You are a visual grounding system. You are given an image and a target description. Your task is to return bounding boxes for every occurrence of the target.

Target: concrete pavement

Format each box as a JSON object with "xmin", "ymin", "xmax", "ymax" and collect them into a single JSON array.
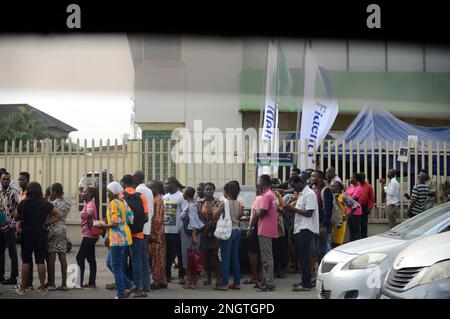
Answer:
[{"xmin": 0, "ymin": 245, "xmax": 318, "ymax": 299}]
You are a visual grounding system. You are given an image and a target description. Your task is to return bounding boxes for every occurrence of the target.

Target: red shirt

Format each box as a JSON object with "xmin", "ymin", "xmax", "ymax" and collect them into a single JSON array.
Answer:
[{"xmin": 359, "ymin": 182, "xmax": 375, "ymax": 210}]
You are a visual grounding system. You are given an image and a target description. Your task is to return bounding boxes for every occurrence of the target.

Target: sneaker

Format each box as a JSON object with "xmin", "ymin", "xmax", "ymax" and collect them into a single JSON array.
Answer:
[{"xmin": 1, "ymin": 278, "xmax": 17, "ymax": 285}]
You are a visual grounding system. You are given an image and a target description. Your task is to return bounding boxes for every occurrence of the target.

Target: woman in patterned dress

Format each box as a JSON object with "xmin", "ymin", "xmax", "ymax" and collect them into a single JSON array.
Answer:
[
  {"xmin": 198, "ymin": 182, "xmax": 221, "ymax": 286},
  {"xmin": 148, "ymin": 180, "xmax": 167, "ymax": 290},
  {"xmin": 47, "ymin": 183, "xmax": 71, "ymax": 291}
]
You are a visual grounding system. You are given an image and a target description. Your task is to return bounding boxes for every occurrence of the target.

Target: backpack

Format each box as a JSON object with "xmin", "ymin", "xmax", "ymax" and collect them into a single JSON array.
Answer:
[
  {"xmin": 183, "ymin": 203, "xmax": 206, "ymax": 235},
  {"xmin": 123, "ymin": 192, "xmax": 148, "ymax": 234},
  {"xmin": 321, "ymin": 187, "xmax": 342, "ymax": 228}
]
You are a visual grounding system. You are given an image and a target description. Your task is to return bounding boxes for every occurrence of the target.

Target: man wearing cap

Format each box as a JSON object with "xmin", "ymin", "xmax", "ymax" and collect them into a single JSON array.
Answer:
[{"xmin": 163, "ymin": 177, "xmax": 187, "ymax": 284}]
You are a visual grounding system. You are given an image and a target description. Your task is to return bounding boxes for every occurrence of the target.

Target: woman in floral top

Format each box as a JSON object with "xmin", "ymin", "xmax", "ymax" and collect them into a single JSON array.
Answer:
[
  {"xmin": 148, "ymin": 180, "xmax": 167, "ymax": 290},
  {"xmin": 47, "ymin": 183, "xmax": 71, "ymax": 291}
]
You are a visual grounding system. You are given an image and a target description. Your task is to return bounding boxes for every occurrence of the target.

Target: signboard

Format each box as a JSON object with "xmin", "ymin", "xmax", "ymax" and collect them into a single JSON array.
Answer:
[
  {"xmin": 397, "ymin": 146, "xmax": 409, "ymax": 163},
  {"xmin": 255, "ymin": 153, "xmax": 294, "ymax": 167}
]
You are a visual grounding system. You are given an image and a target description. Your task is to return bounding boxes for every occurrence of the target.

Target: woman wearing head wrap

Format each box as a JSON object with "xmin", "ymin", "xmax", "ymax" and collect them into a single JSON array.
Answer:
[{"xmin": 97, "ymin": 181, "xmax": 134, "ymax": 299}]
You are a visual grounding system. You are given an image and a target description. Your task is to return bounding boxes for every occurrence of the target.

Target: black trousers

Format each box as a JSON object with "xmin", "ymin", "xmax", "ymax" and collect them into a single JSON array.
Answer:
[
  {"xmin": 348, "ymin": 215, "xmax": 362, "ymax": 242},
  {"xmin": 0, "ymin": 227, "xmax": 19, "ymax": 279},
  {"xmin": 294, "ymin": 229, "xmax": 314, "ymax": 289},
  {"xmin": 76, "ymin": 237, "xmax": 98, "ymax": 286},
  {"xmin": 361, "ymin": 205, "xmax": 369, "ymax": 238},
  {"xmin": 165, "ymin": 233, "xmax": 185, "ymax": 280},
  {"xmin": 272, "ymin": 235, "xmax": 289, "ymax": 271}
]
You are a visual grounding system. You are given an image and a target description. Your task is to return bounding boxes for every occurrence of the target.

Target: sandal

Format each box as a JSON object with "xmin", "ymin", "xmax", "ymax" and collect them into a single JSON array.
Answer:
[
  {"xmin": 38, "ymin": 287, "xmax": 48, "ymax": 295},
  {"xmin": 56, "ymin": 286, "xmax": 69, "ymax": 291},
  {"xmin": 213, "ymin": 284, "xmax": 228, "ymax": 291},
  {"xmin": 105, "ymin": 283, "xmax": 116, "ymax": 290},
  {"xmin": 243, "ymin": 279, "xmax": 258, "ymax": 285},
  {"xmin": 15, "ymin": 288, "xmax": 26, "ymax": 295},
  {"xmin": 82, "ymin": 284, "xmax": 96, "ymax": 289},
  {"xmin": 257, "ymin": 285, "xmax": 275, "ymax": 292}
]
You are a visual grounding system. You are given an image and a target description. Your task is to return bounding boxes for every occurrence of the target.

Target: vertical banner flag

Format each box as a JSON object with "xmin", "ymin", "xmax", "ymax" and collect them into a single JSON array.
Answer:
[
  {"xmin": 259, "ymin": 40, "xmax": 279, "ymax": 176},
  {"xmin": 298, "ymin": 46, "xmax": 339, "ymax": 170}
]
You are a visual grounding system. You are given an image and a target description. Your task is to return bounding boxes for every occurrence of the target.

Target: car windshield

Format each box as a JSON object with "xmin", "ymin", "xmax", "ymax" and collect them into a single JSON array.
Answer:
[{"xmin": 386, "ymin": 203, "xmax": 450, "ymax": 240}]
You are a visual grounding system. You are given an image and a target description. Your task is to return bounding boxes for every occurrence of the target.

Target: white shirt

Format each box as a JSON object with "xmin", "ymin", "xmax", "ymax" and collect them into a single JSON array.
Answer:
[
  {"xmin": 384, "ymin": 178, "xmax": 400, "ymax": 206},
  {"xmin": 136, "ymin": 183, "xmax": 154, "ymax": 235},
  {"xmin": 293, "ymin": 185, "xmax": 320, "ymax": 235},
  {"xmin": 163, "ymin": 191, "xmax": 187, "ymax": 234}
]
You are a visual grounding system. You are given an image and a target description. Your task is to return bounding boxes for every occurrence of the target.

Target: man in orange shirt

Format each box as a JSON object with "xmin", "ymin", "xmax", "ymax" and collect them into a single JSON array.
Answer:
[
  {"xmin": 356, "ymin": 173, "xmax": 375, "ymax": 238},
  {"xmin": 120, "ymin": 174, "xmax": 149, "ymax": 298}
]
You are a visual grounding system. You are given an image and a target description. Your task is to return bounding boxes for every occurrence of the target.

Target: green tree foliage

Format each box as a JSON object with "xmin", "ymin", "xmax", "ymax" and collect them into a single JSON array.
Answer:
[
  {"xmin": 0, "ymin": 107, "xmax": 56, "ymax": 152},
  {"xmin": 0, "ymin": 107, "xmax": 55, "ymax": 142}
]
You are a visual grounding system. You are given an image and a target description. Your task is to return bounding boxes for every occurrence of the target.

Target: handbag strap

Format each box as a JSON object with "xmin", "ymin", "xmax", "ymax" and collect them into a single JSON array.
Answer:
[{"xmin": 223, "ymin": 199, "xmax": 231, "ymax": 221}]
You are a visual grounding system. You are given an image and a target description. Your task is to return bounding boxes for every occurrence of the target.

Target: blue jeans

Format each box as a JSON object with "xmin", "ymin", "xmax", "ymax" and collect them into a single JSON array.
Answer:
[
  {"xmin": 131, "ymin": 237, "xmax": 145, "ymax": 290},
  {"xmin": 106, "ymin": 247, "xmax": 129, "ymax": 276},
  {"xmin": 142, "ymin": 235, "xmax": 151, "ymax": 290},
  {"xmin": 110, "ymin": 246, "xmax": 133, "ymax": 299},
  {"xmin": 219, "ymin": 229, "xmax": 241, "ymax": 286},
  {"xmin": 317, "ymin": 230, "xmax": 332, "ymax": 264}
]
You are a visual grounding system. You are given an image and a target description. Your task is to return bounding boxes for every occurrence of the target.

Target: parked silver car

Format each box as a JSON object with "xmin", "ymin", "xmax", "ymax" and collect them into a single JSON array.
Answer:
[
  {"xmin": 317, "ymin": 202, "xmax": 450, "ymax": 299},
  {"xmin": 380, "ymin": 231, "xmax": 450, "ymax": 299}
]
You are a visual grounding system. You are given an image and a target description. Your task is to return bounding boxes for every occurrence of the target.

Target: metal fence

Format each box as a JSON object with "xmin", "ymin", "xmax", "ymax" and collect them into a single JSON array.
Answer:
[{"xmin": 1, "ymin": 138, "xmax": 448, "ymax": 223}]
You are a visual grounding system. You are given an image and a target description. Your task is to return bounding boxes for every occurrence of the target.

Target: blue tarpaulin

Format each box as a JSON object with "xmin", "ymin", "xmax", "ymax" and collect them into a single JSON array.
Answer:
[
  {"xmin": 334, "ymin": 105, "xmax": 450, "ymax": 151},
  {"xmin": 320, "ymin": 106, "xmax": 450, "ymax": 179}
]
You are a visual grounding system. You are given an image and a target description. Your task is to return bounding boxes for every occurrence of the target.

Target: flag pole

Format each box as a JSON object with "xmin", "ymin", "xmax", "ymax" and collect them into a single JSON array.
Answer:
[
  {"xmin": 295, "ymin": 39, "xmax": 309, "ymax": 161},
  {"xmin": 273, "ymin": 39, "xmax": 281, "ymax": 178},
  {"xmin": 257, "ymin": 39, "xmax": 271, "ymax": 184}
]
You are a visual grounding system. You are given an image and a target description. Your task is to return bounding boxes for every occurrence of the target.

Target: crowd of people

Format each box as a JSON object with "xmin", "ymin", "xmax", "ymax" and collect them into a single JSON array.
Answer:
[{"xmin": 0, "ymin": 165, "xmax": 444, "ymax": 298}]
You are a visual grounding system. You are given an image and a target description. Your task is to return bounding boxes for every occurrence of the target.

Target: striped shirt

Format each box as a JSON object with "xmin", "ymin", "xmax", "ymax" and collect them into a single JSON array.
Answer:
[{"xmin": 411, "ymin": 183, "xmax": 429, "ymax": 216}]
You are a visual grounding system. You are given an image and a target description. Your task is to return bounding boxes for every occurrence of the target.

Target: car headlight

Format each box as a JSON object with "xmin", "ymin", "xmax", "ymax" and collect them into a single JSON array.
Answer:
[
  {"xmin": 349, "ymin": 253, "xmax": 388, "ymax": 269},
  {"xmin": 404, "ymin": 260, "xmax": 450, "ymax": 290}
]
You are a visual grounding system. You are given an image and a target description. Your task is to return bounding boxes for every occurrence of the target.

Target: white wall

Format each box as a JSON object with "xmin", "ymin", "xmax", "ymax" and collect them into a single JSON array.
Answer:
[
  {"xmin": 135, "ymin": 60, "xmax": 186, "ymax": 123},
  {"xmin": 183, "ymin": 37, "xmax": 243, "ymax": 131},
  {"xmin": 134, "ymin": 37, "xmax": 243, "ymax": 131}
]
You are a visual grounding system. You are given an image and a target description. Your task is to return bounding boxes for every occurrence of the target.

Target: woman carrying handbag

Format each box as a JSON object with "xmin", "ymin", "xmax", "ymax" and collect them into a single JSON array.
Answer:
[
  {"xmin": 180, "ymin": 187, "xmax": 204, "ymax": 289},
  {"xmin": 212, "ymin": 181, "xmax": 243, "ymax": 291}
]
